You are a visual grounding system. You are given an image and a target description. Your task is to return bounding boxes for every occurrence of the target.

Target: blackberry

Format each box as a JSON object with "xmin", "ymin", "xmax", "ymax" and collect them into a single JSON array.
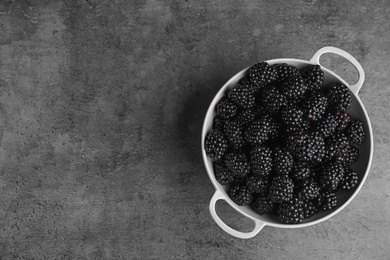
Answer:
[
  {"xmin": 204, "ymin": 129, "xmax": 228, "ymax": 161},
  {"xmin": 326, "ymin": 83, "xmax": 352, "ymax": 112},
  {"xmin": 344, "ymin": 120, "xmax": 365, "ymax": 145},
  {"xmin": 223, "ymin": 120, "xmax": 245, "ymax": 150},
  {"xmin": 319, "ymin": 191, "xmax": 338, "ymax": 211},
  {"xmin": 315, "ymin": 112, "xmax": 339, "ymax": 138},
  {"xmin": 340, "ymin": 168, "xmax": 359, "ymax": 190},
  {"xmin": 311, "ymin": 132, "xmax": 326, "ymax": 164},
  {"xmin": 324, "ymin": 132, "xmax": 350, "ymax": 162},
  {"xmin": 250, "ymin": 146, "xmax": 273, "ymax": 177},
  {"xmin": 235, "ymin": 108, "xmax": 257, "ymax": 127},
  {"xmin": 214, "ymin": 162, "xmax": 235, "ymax": 184},
  {"xmin": 319, "ymin": 161, "xmax": 344, "ymax": 191},
  {"xmin": 291, "ymin": 162, "xmax": 311, "ymax": 181},
  {"xmin": 337, "ymin": 145, "xmax": 359, "ymax": 166},
  {"xmin": 287, "ymin": 132, "xmax": 324, "ymax": 163},
  {"xmin": 249, "ymin": 62, "xmax": 277, "ymax": 87},
  {"xmin": 216, "ymin": 97, "xmax": 238, "ymax": 119},
  {"xmin": 280, "ymin": 105, "xmax": 304, "ymax": 132},
  {"xmin": 301, "ymin": 65, "xmax": 325, "ymax": 91},
  {"xmin": 212, "ymin": 116, "xmax": 226, "ymax": 132},
  {"xmin": 269, "ymin": 175, "xmax": 294, "ymax": 203},
  {"xmin": 273, "ymin": 147, "xmax": 294, "ymax": 175},
  {"xmin": 281, "ymin": 74, "xmax": 308, "ymax": 100},
  {"xmin": 251, "ymin": 194, "xmax": 276, "ymax": 215},
  {"xmin": 245, "ymin": 115, "xmax": 273, "ymax": 145},
  {"xmin": 273, "ymin": 63, "xmax": 299, "ymax": 82},
  {"xmin": 224, "ymin": 151, "xmax": 251, "ymax": 178},
  {"xmin": 261, "ymin": 85, "xmax": 288, "ymax": 114},
  {"xmin": 334, "ymin": 110, "xmax": 351, "ymax": 131},
  {"xmin": 278, "ymin": 197, "xmax": 304, "ymax": 224},
  {"xmin": 246, "ymin": 175, "xmax": 269, "ymax": 194},
  {"xmin": 303, "ymin": 200, "xmax": 320, "ymax": 219},
  {"xmin": 228, "ymin": 81, "xmax": 256, "ymax": 109},
  {"xmin": 229, "ymin": 183, "xmax": 253, "ymax": 206},
  {"xmin": 296, "ymin": 179, "xmax": 320, "ymax": 201},
  {"xmin": 301, "ymin": 91, "xmax": 328, "ymax": 122}
]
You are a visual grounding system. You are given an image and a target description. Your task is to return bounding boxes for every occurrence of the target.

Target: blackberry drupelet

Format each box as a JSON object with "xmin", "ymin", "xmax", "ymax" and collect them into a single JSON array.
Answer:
[
  {"xmin": 291, "ymin": 162, "xmax": 311, "ymax": 181},
  {"xmin": 340, "ymin": 168, "xmax": 359, "ymax": 190},
  {"xmin": 261, "ymin": 85, "xmax": 288, "ymax": 114},
  {"xmin": 319, "ymin": 161, "xmax": 345, "ymax": 191},
  {"xmin": 287, "ymin": 132, "xmax": 324, "ymax": 163},
  {"xmin": 319, "ymin": 191, "xmax": 338, "ymax": 211},
  {"xmin": 278, "ymin": 197, "xmax": 305, "ymax": 224},
  {"xmin": 228, "ymin": 81, "xmax": 256, "ymax": 109},
  {"xmin": 303, "ymin": 200, "xmax": 320, "ymax": 219},
  {"xmin": 296, "ymin": 179, "xmax": 320, "ymax": 201},
  {"xmin": 251, "ymin": 194, "xmax": 276, "ymax": 215},
  {"xmin": 337, "ymin": 145, "xmax": 359, "ymax": 166},
  {"xmin": 326, "ymin": 83, "xmax": 352, "ymax": 112},
  {"xmin": 269, "ymin": 175, "xmax": 294, "ymax": 203},
  {"xmin": 344, "ymin": 120, "xmax": 365, "ymax": 145},
  {"xmin": 249, "ymin": 62, "xmax": 277, "ymax": 87},
  {"xmin": 229, "ymin": 182, "xmax": 253, "ymax": 206},
  {"xmin": 224, "ymin": 151, "xmax": 251, "ymax": 178},
  {"xmin": 246, "ymin": 175, "xmax": 269, "ymax": 194},
  {"xmin": 315, "ymin": 111, "xmax": 339, "ymax": 138},
  {"xmin": 224, "ymin": 119, "xmax": 245, "ymax": 150},
  {"xmin": 214, "ymin": 162, "xmax": 235, "ymax": 184},
  {"xmin": 204, "ymin": 129, "xmax": 228, "ymax": 161},
  {"xmin": 301, "ymin": 90, "xmax": 328, "ymax": 122},
  {"xmin": 334, "ymin": 110, "xmax": 351, "ymax": 131},
  {"xmin": 280, "ymin": 105, "xmax": 304, "ymax": 133},
  {"xmin": 324, "ymin": 131, "xmax": 350, "ymax": 162},
  {"xmin": 301, "ymin": 65, "xmax": 325, "ymax": 91},
  {"xmin": 273, "ymin": 147, "xmax": 294, "ymax": 175},
  {"xmin": 281, "ymin": 74, "xmax": 308, "ymax": 100},
  {"xmin": 273, "ymin": 63, "xmax": 299, "ymax": 82},
  {"xmin": 311, "ymin": 132, "xmax": 326, "ymax": 164},
  {"xmin": 216, "ymin": 97, "xmax": 238, "ymax": 119},
  {"xmin": 245, "ymin": 115, "xmax": 274, "ymax": 145},
  {"xmin": 235, "ymin": 108, "xmax": 257, "ymax": 127},
  {"xmin": 250, "ymin": 145, "xmax": 273, "ymax": 176}
]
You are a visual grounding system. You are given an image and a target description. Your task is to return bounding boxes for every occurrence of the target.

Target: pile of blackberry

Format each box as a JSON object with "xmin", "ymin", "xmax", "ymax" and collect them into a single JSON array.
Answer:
[{"xmin": 204, "ymin": 62, "xmax": 367, "ymax": 224}]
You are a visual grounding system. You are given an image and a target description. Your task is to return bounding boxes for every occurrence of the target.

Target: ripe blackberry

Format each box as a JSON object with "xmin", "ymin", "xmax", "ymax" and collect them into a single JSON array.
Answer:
[
  {"xmin": 324, "ymin": 131, "xmax": 350, "ymax": 161},
  {"xmin": 296, "ymin": 179, "xmax": 320, "ymax": 201},
  {"xmin": 273, "ymin": 147, "xmax": 294, "ymax": 175},
  {"xmin": 273, "ymin": 63, "xmax": 299, "ymax": 82},
  {"xmin": 334, "ymin": 110, "xmax": 351, "ymax": 131},
  {"xmin": 301, "ymin": 91, "xmax": 328, "ymax": 122},
  {"xmin": 229, "ymin": 183, "xmax": 253, "ymax": 206},
  {"xmin": 344, "ymin": 120, "xmax": 365, "ymax": 145},
  {"xmin": 251, "ymin": 194, "xmax": 276, "ymax": 215},
  {"xmin": 291, "ymin": 162, "xmax": 311, "ymax": 181},
  {"xmin": 278, "ymin": 197, "xmax": 304, "ymax": 224},
  {"xmin": 315, "ymin": 112, "xmax": 339, "ymax": 138},
  {"xmin": 246, "ymin": 175, "xmax": 269, "ymax": 194},
  {"xmin": 340, "ymin": 168, "xmax": 359, "ymax": 190},
  {"xmin": 301, "ymin": 65, "xmax": 325, "ymax": 91},
  {"xmin": 337, "ymin": 145, "xmax": 359, "ymax": 166},
  {"xmin": 235, "ymin": 108, "xmax": 257, "ymax": 127},
  {"xmin": 228, "ymin": 81, "xmax": 256, "ymax": 109},
  {"xmin": 224, "ymin": 151, "xmax": 251, "ymax": 178},
  {"xmin": 261, "ymin": 85, "xmax": 288, "ymax": 114},
  {"xmin": 216, "ymin": 97, "xmax": 238, "ymax": 119},
  {"xmin": 224, "ymin": 120, "xmax": 245, "ymax": 150},
  {"xmin": 281, "ymin": 74, "xmax": 308, "ymax": 100},
  {"xmin": 249, "ymin": 62, "xmax": 277, "ymax": 87},
  {"xmin": 311, "ymin": 132, "xmax": 326, "ymax": 164},
  {"xmin": 212, "ymin": 116, "xmax": 226, "ymax": 132},
  {"xmin": 319, "ymin": 191, "xmax": 338, "ymax": 211},
  {"xmin": 280, "ymin": 105, "xmax": 304, "ymax": 132},
  {"xmin": 287, "ymin": 132, "xmax": 324, "ymax": 163},
  {"xmin": 250, "ymin": 145, "xmax": 273, "ymax": 177},
  {"xmin": 269, "ymin": 175, "xmax": 294, "ymax": 203},
  {"xmin": 245, "ymin": 115, "xmax": 273, "ymax": 145},
  {"xmin": 303, "ymin": 200, "xmax": 320, "ymax": 219},
  {"xmin": 204, "ymin": 129, "xmax": 228, "ymax": 161},
  {"xmin": 325, "ymin": 83, "xmax": 352, "ymax": 112},
  {"xmin": 214, "ymin": 162, "xmax": 235, "ymax": 184},
  {"xmin": 319, "ymin": 161, "xmax": 344, "ymax": 191}
]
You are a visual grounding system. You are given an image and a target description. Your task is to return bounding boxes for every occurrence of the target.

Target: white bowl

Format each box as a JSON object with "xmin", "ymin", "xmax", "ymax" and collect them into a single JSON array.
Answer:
[{"xmin": 201, "ymin": 46, "xmax": 374, "ymax": 239}]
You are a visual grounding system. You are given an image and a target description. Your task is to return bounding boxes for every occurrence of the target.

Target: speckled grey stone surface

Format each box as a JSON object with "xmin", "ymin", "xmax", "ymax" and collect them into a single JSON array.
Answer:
[{"xmin": 0, "ymin": 0, "xmax": 389, "ymax": 259}]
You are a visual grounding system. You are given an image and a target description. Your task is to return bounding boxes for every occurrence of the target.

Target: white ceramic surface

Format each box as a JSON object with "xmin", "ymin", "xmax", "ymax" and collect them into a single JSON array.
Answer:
[{"xmin": 201, "ymin": 46, "xmax": 374, "ymax": 239}]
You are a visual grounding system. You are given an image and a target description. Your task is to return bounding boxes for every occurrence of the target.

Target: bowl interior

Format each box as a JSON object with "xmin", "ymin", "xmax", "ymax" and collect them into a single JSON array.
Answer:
[{"xmin": 202, "ymin": 58, "xmax": 373, "ymax": 228}]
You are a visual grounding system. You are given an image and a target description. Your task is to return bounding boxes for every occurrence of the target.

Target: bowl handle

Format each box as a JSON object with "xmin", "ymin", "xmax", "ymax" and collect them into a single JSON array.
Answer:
[
  {"xmin": 209, "ymin": 190, "xmax": 266, "ymax": 239},
  {"xmin": 309, "ymin": 46, "xmax": 365, "ymax": 95}
]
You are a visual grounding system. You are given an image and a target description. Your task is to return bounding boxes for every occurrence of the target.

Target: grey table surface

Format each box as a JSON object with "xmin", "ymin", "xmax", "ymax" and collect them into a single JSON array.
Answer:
[{"xmin": 0, "ymin": 0, "xmax": 389, "ymax": 259}]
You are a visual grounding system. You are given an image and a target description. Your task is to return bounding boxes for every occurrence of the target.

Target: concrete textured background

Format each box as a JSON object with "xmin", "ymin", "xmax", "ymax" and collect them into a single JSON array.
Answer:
[{"xmin": 0, "ymin": 0, "xmax": 389, "ymax": 259}]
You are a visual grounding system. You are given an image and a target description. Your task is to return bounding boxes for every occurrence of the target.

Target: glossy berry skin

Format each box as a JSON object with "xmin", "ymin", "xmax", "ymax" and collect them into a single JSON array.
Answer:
[
  {"xmin": 250, "ymin": 146, "xmax": 273, "ymax": 177},
  {"xmin": 278, "ymin": 197, "xmax": 305, "ymax": 224},
  {"xmin": 344, "ymin": 120, "xmax": 365, "ymax": 145},
  {"xmin": 251, "ymin": 194, "xmax": 276, "ymax": 215},
  {"xmin": 216, "ymin": 97, "xmax": 238, "ymax": 119},
  {"xmin": 326, "ymin": 83, "xmax": 352, "ymax": 112},
  {"xmin": 281, "ymin": 75, "xmax": 308, "ymax": 100},
  {"xmin": 229, "ymin": 183, "xmax": 253, "ymax": 206},
  {"xmin": 224, "ymin": 151, "xmax": 251, "ymax": 178},
  {"xmin": 301, "ymin": 65, "xmax": 325, "ymax": 91},
  {"xmin": 204, "ymin": 129, "xmax": 228, "ymax": 161},
  {"xmin": 249, "ymin": 62, "xmax": 277, "ymax": 87},
  {"xmin": 269, "ymin": 175, "xmax": 294, "ymax": 203},
  {"xmin": 214, "ymin": 162, "xmax": 235, "ymax": 185}
]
